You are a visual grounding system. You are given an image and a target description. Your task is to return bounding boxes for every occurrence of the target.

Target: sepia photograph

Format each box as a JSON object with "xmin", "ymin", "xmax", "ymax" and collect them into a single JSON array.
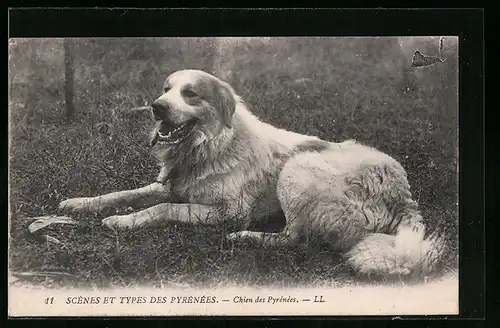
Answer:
[{"xmin": 8, "ymin": 36, "xmax": 459, "ymax": 316}]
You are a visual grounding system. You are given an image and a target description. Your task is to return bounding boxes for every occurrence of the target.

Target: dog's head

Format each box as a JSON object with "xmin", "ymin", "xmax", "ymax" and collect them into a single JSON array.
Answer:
[{"xmin": 149, "ymin": 69, "xmax": 237, "ymax": 147}]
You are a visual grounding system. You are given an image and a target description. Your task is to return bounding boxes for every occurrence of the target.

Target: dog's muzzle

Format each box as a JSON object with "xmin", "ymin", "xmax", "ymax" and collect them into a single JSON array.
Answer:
[
  {"xmin": 149, "ymin": 100, "xmax": 198, "ymax": 147},
  {"xmin": 151, "ymin": 99, "xmax": 170, "ymax": 121}
]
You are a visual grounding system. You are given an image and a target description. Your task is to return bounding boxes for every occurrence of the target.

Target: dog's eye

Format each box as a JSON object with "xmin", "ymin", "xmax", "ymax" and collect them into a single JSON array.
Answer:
[
  {"xmin": 163, "ymin": 87, "xmax": 171, "ymax": 93},
  {"xmin": 182, "ymin": 90, "xmax": 198, "ymax": 98}
]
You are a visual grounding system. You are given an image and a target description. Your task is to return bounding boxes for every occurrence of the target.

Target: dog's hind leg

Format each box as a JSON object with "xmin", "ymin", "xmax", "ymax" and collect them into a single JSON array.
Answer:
[
  {"xmin": 274, "ymin": 152, "xmax": 373, "ymax": 251},
  {"xmin": 225, "ymin": 204, "xmax": 298, "ymax": 246},
  {"xmin": 226, "ymin": 152, "xmax": 364, "ymax": 249}
]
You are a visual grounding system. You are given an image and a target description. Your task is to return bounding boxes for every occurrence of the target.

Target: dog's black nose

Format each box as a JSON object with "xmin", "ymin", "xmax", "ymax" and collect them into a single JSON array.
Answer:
[{"xmin": 151, "ymin": 99, "xmax": 170, "ymax": 120}]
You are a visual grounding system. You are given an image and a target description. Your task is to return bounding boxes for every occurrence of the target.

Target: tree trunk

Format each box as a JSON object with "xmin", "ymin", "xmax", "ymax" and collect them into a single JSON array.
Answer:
[
  {"xmin": 64, "ymin": 38, "xmax": 75, "ymax": 121},
  {"xmin": 22, "ymin": 40, "xmax": 42, "ymax": 128}
]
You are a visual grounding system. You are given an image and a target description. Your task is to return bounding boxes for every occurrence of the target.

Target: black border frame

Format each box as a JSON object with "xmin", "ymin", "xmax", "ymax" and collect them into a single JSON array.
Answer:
[{"xmin": 5, "ymin": 7, "xmax": 485, "ymax": 326}]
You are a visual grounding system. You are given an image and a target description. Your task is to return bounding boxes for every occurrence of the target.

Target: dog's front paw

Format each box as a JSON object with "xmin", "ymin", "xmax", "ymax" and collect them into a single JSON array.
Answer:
[
  {"xmin": 59, "ymin": 197, "xmax": 99, "ymax": 214},
  {"xmin": 102, "ymin": 215, "xmax": 146, "ymax": 230}
]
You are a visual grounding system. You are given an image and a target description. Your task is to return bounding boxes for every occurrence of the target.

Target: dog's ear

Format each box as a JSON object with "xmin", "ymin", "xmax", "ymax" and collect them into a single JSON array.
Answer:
[{"xmin": 215, "ymin": 81, "xmax": 236, "ymax": 128}]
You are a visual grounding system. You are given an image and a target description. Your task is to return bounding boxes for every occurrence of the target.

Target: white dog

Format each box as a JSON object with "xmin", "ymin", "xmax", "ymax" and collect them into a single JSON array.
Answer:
[{"xmin": 60, "ymin": 69, "xmax": 444, "ymax": 277}]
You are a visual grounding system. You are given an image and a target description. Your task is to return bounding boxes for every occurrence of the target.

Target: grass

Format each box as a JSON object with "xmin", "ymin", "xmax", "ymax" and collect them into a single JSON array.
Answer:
[{"xmin": 8, "ymin": 37, "xmax": 459, "ymax": 289}]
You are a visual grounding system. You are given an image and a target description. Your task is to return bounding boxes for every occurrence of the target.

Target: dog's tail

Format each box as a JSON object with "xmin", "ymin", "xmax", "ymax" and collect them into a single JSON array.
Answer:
[{"xmin": 345, "ymin": 225, "xmax": 447, "ymax": 277}]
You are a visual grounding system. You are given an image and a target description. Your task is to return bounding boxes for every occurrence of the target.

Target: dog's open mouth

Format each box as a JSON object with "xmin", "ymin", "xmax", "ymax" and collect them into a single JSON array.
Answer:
[{"xmin": 152, "ymin": 119, "xmax": 197, "ymax": 146}]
